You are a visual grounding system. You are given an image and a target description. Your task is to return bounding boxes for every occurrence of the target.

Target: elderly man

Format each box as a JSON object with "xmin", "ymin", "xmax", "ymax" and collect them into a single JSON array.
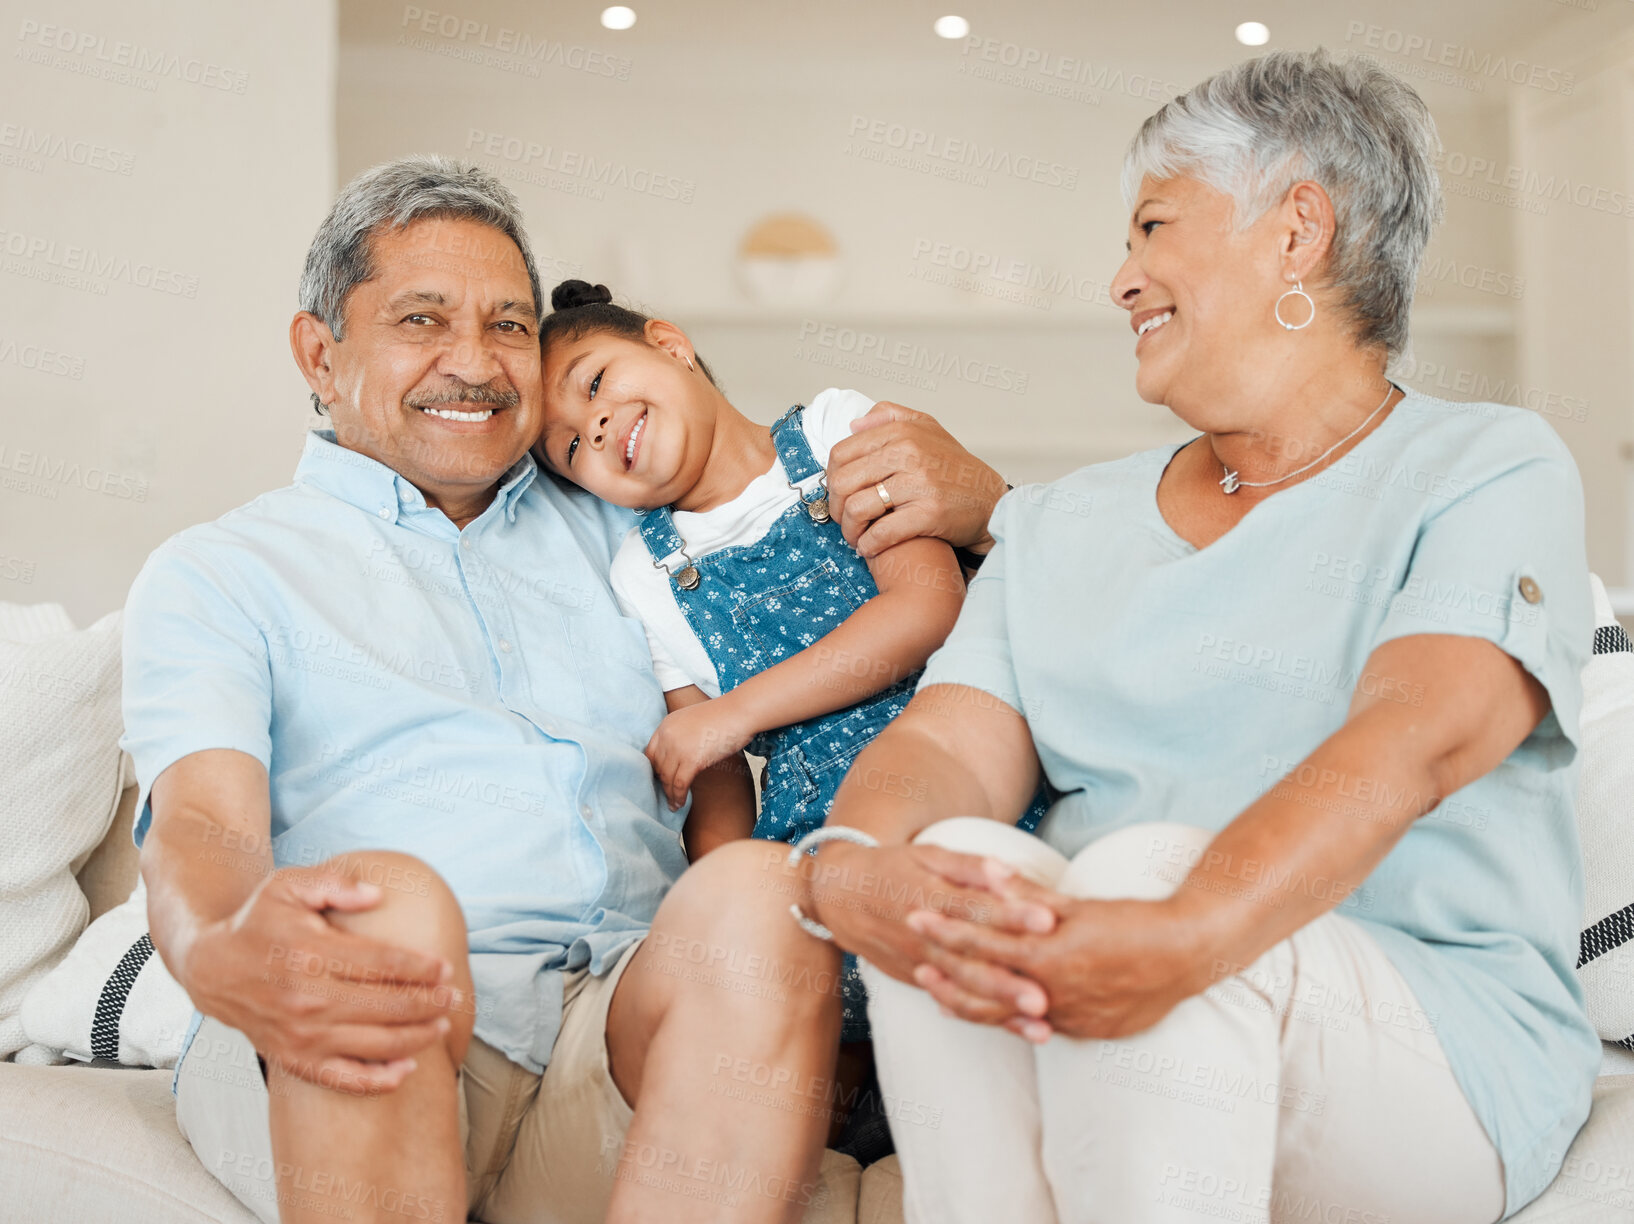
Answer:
[{"xmin": 125, "ymin": 155, "xmax": 1005, "ymax": 1224}]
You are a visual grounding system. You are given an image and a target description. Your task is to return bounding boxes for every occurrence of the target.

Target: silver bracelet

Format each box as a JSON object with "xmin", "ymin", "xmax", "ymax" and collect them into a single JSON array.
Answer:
[{"xmin": 785, "ymin": 826, "xmax": 881, "ymax": 943}]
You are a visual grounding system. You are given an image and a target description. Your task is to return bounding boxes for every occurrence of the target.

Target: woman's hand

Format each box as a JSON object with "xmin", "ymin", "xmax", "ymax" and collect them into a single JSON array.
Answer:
[
  {"xmin": 825, "ymin": 402, "xmax": 1009, "ymax": 559},
  {"xmin": 908, "ymin": 861, "xmax": 1216, "ymax": 1043},
  {"xmin": 806, "ymin": 840, "xmax": 1058, "ymax": 1026},
  {"xmin": 645, "ymin": 696, "xmax": 757, "ymax": 810}
]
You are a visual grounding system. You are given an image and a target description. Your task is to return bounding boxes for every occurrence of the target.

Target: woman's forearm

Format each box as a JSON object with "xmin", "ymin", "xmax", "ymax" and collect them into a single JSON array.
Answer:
[{"xmin": 818, "ymin": 684, "xmax": 1041, "ymax": 849}]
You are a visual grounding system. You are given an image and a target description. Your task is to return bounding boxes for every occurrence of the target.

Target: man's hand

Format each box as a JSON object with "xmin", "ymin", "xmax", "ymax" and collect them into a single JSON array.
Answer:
[
  {"xmin": 825, "ymin": 402, "xmax": 1009, "ymax": 559},
  {"xmin": 183, "ymin": 865, "xmax": 462, "ymax": 1095},
  {"xmin": 645, "ymin": 696, "xmax": 757, "ymax": 810}
]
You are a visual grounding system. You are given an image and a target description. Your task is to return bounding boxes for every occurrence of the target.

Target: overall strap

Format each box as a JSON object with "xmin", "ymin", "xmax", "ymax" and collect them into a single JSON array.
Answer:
[
  {"xmin": 771, "ymin": 405, "xmax": 824, "ymax": 484},
  {"xmin": 636, "ymin": 506, "xmax": 689, "ymax": 568},
  {"xmin": 770, "ymin": 405, "xmax": 831, "ymax": 523}
]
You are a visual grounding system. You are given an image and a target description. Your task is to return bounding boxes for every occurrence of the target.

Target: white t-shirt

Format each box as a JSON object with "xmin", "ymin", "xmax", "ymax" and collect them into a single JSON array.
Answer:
[{"xmin": 609, "ymin": 388, "xmax": 876, "ymax": 697}]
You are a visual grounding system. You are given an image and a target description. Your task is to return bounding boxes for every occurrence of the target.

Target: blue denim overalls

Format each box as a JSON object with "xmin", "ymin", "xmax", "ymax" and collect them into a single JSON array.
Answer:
[{"xmin": 638, "ymin": 405, "xmax": 1042, "ymax": 1041}]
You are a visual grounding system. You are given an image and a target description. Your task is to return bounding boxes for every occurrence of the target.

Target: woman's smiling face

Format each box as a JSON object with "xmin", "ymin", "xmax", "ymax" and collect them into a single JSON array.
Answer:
[
  {"xmin": 535, "ymin": 323, "xmax": 711, "ymax": 511},
  {"xmin": 1111, "ymin": 174, "xmax": 1292, "ymax": 422}
]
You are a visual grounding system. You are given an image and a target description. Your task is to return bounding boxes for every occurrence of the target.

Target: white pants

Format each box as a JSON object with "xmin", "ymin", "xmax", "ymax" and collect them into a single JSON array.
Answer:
[{"xmin": 860, "ymin": 820, "xmax": 1506, "ymax": 1224}]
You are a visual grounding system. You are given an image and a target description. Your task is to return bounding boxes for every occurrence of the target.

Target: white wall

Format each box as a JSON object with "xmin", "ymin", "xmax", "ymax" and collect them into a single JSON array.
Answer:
[
  {"xmin": 1511, "ymin": 15, "xmax": 1634, "ymax": 590},
  {"xmin": 0, "ymin": 0, "xmax": 337, "ymax": 624},
  {"xmin": 8, "ymin": 0, "xmax": 1633, "ymax": 620},
  {"xmin": 335, "ymin": 2, "xmax": 1557, "ymax": 494}
]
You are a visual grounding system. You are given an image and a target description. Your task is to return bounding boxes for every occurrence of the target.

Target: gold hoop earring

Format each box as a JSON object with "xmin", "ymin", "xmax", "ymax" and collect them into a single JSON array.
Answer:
[{"xmin": 1275, "ymin": 279, "xmax": 1315, "ymax": 331}]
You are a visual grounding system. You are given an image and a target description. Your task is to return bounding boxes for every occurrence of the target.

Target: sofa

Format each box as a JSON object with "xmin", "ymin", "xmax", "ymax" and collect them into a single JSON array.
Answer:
[{"xmin": 0, "ymin": 780, "xmax": 1630, "ymax": 1223}]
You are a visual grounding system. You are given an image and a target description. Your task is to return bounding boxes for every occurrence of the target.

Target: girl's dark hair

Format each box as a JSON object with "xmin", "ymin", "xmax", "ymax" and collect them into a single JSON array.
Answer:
[{"xmin": 539, "ymin": 279, "xmax": 718, "ymax": 386}]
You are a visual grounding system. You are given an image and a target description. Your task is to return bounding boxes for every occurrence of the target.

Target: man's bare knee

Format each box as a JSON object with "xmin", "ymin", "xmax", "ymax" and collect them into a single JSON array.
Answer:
[
  {"xmin": 318, "ymin": 850, "xmax": 465, "ymax": 950},
  {"xmin": 311, "ymin": 851, "xmax": 474, "ymax": 1054},
  {"xmin": 659, "ymin": 838, "xmax": 791, "ymax": 934}
]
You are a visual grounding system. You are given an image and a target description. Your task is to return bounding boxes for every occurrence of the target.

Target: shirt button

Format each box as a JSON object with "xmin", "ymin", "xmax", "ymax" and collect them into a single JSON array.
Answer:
[
  {"xmin": 377, "ymin": 507, "xmax": 390, "ymax": 519},
  {"xmin": 1518, "ymin": 576, "xmax": 1543, "ymax": 604},
  {"xmin": 580, "ymin": 804, "xmax": 593, "ymax": 818},
  {"xmin": 460, "ymin": 537, "xmax": 470, "ymax": 549},
  {"xmin": 498, "ymin": 638, "xmax": 512, "ymax": 653}
]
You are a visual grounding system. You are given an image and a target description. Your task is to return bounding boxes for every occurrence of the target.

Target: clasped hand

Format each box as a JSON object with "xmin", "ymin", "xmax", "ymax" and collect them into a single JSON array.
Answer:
[{"xmin": 816, "ymin": 846, "xmax": 1218, "ymax": 1043}]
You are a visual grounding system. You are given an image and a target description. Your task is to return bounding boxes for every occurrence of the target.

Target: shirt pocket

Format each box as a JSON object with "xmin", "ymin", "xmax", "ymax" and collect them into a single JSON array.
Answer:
[{"xmin": 560, "ymin": 610, "xmax": 667, "ymax": 744}]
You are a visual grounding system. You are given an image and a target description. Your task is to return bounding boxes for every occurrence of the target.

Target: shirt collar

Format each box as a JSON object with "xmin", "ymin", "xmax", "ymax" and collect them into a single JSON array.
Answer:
[{"xmin": 295, "ymin": 430, "xmax": 538, "ymax": 527}]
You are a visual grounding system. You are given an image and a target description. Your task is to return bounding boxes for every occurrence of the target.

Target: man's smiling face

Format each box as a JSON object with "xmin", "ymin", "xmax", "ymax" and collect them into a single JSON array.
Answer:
[{"xmin": 301, "ymin": 215, "xmax": 543, "ymax": 520}]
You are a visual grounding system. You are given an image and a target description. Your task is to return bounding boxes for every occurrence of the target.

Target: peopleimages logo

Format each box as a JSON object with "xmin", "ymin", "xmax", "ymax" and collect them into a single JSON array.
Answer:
[
  {"xmin": 14, "ymin": 18, "xmax": 250, "ymax": 93},
  {"xmin": 845, "ymin": 114, "xmax": 1079, "ymax": 191},
  {"xmin": 0, "ymin": 122, "xmax": 135, "ymax": 175},
  {"xmin": 0, "ymin": 226, "xmax": 200, "ymax": 298},
  {"xmin": 1343, "ymin": 22, "xmax": 1575, "ymax": 94},
  {"xmin": 464, "ymin": 128, "xmax": 694, "ymax": 204},
  {"xmin": 400, "ymin": 6, "xmax": 631, "ymax": 80},
  {"xmin": 1433, "ymin": 149, "xmax": 1634, "ymax": 220}
]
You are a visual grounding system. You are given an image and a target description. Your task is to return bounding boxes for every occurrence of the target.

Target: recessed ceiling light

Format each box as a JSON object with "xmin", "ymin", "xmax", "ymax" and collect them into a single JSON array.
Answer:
[
  {"xmin": 934, "ymin": 15, "xmax": 971, "ymax": 40},
  {"xmin": 601, "ymin": 6, "xmax": 637, "ymax": 31},
  {"xmin": 1235, "ymin": 21, "xmax": 1270, "ymax": 46}
]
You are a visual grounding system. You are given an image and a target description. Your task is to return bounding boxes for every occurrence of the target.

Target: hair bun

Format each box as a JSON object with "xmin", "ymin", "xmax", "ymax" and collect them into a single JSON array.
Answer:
[{"xmin": 551, "ymin": 279, "xmax": 613, "ymax": 311}]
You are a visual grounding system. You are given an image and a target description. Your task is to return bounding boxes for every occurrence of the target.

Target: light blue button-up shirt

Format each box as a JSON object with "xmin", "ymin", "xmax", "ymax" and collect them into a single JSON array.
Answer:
[
  {"xmin": 920, "ymin": 390, "xmax": 1600, "ymax": 1216},
  {"xmin": 122, "ymin": 430, "xmax": 684, "ymax": 1074}
]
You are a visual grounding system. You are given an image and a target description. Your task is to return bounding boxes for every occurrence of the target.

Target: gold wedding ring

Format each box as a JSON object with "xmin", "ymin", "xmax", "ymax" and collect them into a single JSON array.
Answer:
[{"xmin": 875, "ymin": 481, "xmax": 894, "ymax": 511}]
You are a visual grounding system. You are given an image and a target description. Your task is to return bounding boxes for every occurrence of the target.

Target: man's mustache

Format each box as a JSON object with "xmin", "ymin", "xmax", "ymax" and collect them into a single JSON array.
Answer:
[{"xmin": 404, "ymin": 380, "xmax": 521, "ymax": 409}]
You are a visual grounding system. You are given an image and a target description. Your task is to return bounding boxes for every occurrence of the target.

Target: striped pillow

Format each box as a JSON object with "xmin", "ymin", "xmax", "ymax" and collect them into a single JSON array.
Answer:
[{"xmin": 1576, "ymin": 576, "xmax": 1634, "ymax": 1051}]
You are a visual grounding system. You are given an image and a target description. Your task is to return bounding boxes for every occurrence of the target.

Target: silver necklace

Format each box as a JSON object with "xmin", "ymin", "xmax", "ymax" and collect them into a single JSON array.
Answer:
[{"xmin": 1217, "ymin": 383, "xmax": 1395, "ymax": 494}]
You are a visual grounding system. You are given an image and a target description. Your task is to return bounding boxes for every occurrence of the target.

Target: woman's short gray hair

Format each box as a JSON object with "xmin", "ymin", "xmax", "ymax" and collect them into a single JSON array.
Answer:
[
  {"xmin": 298, "ymin": 154, "xmax": 542, "ymax": 343},
  {"xmin": 1121, "ymin": 49, "xmax": 1443, "ymax": 360}
]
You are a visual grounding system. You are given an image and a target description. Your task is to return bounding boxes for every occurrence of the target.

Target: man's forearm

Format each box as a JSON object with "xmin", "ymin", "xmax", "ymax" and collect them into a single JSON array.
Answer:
[{"xmin": 141, "ymin": 751, "xmax": 274, "ymax": 992}]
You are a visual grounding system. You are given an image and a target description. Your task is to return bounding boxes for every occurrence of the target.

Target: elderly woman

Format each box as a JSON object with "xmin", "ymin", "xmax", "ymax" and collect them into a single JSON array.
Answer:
[{"xmin": 794, "ymin": 49, "xmax": 1599, "ymax": 1223}]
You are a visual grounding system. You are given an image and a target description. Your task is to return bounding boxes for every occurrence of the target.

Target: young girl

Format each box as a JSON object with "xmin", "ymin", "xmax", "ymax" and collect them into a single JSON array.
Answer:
[{"xmin": 533, "ymin": 280, "xmax": 1043, "ymax": 1049}]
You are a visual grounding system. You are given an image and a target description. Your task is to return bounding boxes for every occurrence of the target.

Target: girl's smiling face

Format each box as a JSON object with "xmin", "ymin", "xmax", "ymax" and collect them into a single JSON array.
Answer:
[{"xmin": 535, "ymin": 320, "xmax": 714, "ymax": 510}]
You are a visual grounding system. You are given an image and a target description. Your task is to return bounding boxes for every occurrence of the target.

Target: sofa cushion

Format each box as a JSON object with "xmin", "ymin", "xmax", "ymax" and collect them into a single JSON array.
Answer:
[
  {"xmin": 0, "ymin": 1060, "xmax": 863, "ymax": 1224},
  {"xmin": 1577, "ymin": 578, "xmax": 1634, "ymax": 1050},
  {"xmin": 76, "ymin": 783, "xmax": 141, "ymax": 924},
  {"xmin": 1509, "ymin": 1074, "xmax": 1634, "ymax": 1221},
  {"xmin": 0, "ymin": 610, "xmax": 126, "ymax": 1060},
  {"xmin": 0, "ymin": 1062, "xmax": 256, "ymax": 1223},
  {"xmin": 21, "ymin": 879, "xmax": 194, "ymax": 1066}
]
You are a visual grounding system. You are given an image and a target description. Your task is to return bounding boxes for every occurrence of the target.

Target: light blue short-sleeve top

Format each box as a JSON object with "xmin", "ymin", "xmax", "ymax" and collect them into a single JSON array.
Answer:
[
  {"xmin": 920, "ymin": 388, "xmax": 1599, "ymax": 1216},
  {"xmin": 120, "ymin": 431, "xmax": 678, "ymax": 1077}
]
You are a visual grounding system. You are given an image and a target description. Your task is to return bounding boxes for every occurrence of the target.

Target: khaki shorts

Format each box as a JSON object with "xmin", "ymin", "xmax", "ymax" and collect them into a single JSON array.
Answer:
[{"xmin": 175, "ymin": 938, "xmax": 642, "ymax": 1224}]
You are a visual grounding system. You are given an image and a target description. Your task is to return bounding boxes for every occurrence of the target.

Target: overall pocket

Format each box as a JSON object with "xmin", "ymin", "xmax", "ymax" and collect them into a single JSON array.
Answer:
[{"xmin": 729, "ymin": 557, "xmax": 871, "ymax": 665}]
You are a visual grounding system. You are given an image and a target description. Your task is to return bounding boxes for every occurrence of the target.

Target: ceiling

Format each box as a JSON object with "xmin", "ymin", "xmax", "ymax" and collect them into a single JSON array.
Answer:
[{"xmin": 342, "ymin": 0, "xmax": 1622, "ymax": 106}]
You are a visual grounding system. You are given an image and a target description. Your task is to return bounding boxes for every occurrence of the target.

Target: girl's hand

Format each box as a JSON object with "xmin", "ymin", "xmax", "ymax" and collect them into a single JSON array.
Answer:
[
  {"xmin": 907, "ymin": 862, "xmax": 1217, "ymax": 1042},
  {"xmin": 645, "ymin": 697, "xmax": 757, "ymax": 810}
]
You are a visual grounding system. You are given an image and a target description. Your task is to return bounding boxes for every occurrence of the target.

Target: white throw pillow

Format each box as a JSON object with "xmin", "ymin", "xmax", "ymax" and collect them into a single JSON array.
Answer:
[
  {"xmin": 20, "ymin": 878, "xmax": 193, "ymax": 1066},
  {"xmin": 1576, "ymin": 576, "xmax": 1634, "ymax": 1051},
  {"xmin": 0, "ymin": 608, "xmax": 125, "ymax": 1059}
]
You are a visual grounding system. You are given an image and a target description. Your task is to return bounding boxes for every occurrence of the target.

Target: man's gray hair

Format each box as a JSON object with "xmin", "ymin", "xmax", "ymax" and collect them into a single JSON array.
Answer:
[
  {"xmin": 298, "ymin": 153, "xmax": 542, "ymax": 345},
  {"xmin": 1121, "ymin": 49, "xmax": 1442, "ymax": 360}
]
